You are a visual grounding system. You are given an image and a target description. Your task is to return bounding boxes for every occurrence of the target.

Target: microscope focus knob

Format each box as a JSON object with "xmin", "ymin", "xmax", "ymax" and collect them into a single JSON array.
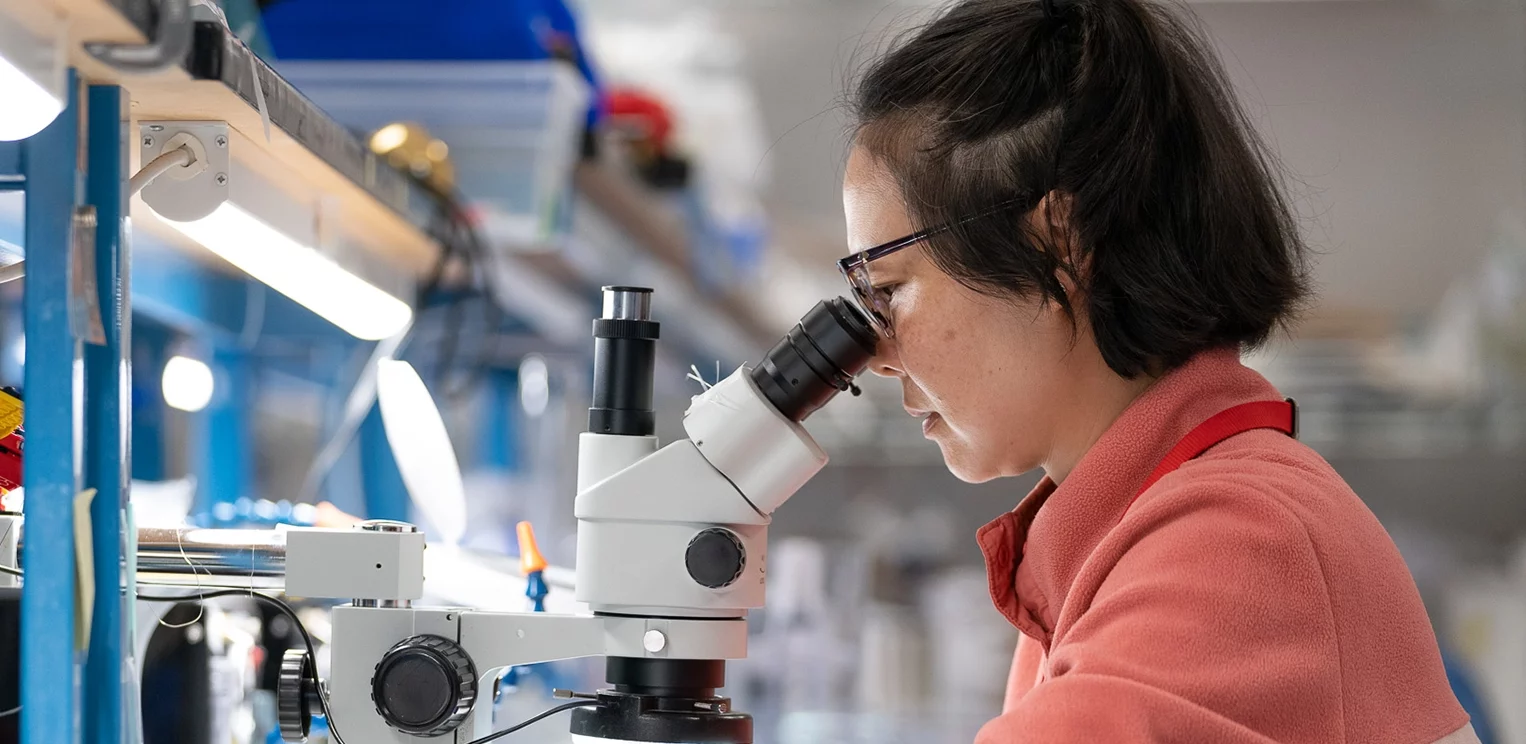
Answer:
[
  {"xmin": 370, "ymin": 634, "xmax": 477, "ymax": 737},
  {"xmin": 277, "ymin": 649, "xmax": 317, "ymax": 743},
  {"xmin": 686, "ymin": 528, "xmax": 747, "ymax": 589}
]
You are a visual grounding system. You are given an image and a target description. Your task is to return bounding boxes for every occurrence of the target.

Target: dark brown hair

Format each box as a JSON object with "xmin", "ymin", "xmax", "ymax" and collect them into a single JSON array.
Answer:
[{"xmin": 851, "ymin": 0, "xmax": 1309, "ymax": 378}]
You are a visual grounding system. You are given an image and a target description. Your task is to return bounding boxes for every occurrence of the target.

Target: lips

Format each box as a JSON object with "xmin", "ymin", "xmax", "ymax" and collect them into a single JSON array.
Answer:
[
  {"xmin": 905, "ymin": 404, "xmax": 941, "ymax": 438},
  {"xmin": 922, "ymin": 412, "xmax": 942, "ymax": 437}
]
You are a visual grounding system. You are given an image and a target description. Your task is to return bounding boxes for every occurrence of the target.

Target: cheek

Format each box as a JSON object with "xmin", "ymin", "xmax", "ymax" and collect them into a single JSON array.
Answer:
[
  {"xmin": 894, "ymin": 286, "xmax": 1017, "ymax": 406},
  {"xmin": 897, "ymin": 287, "xmax": 1068, "ymax": 437}
]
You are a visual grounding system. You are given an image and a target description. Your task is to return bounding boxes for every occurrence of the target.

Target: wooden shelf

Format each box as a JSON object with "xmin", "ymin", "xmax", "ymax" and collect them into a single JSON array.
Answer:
[
  {"xmin": 1, "ymin": 0, "xmax": 778, "ymax": 361},
  {"xmin": 573, "ymin": 160, "xmax": 775, "ymax": 346},
  {"xmin": 0, "ymin": 0, "xmax": 441, "ymax": 278}
]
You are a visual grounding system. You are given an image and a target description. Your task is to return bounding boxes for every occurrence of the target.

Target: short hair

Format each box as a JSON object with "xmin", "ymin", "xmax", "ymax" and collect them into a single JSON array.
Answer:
[{"xmin": 851, "ymin": 0, "xmax": 1310, "ymax": 378}]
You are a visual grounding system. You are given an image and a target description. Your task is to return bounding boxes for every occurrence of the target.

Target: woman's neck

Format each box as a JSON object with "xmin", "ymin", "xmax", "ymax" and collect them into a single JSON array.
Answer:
[{"xmin": 1043, "ymin": 371, "xmax": 1158, "ymax": 484}]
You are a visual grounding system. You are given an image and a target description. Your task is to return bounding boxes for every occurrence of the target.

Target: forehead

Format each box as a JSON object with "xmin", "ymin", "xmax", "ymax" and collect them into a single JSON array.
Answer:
[{"xmin": 843, "ymin": 147, "xmax": 915, "ymax": 252}]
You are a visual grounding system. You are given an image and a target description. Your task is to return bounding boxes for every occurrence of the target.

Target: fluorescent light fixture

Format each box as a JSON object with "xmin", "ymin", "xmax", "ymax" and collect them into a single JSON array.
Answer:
[
  {"xmin": 162, "ymin": 355, "xmax": 215, "ymax": 412},
  {"xmin": 0, "ymin": 20, "xmax": 64, "ymax": 142},
  {"xmin": 162, "ymin": 203, "xmax": 413, "ymax": 340}
]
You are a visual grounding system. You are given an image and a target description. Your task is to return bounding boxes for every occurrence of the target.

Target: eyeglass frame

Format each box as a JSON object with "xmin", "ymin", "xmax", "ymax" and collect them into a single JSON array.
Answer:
[{"xmin": 836, "ymin": 200, "xmax": 1022, "ymax": 338}]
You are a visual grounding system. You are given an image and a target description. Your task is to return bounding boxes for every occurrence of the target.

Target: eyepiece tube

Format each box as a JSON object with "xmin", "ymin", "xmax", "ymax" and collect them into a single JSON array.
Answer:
[
  {"xmin": 589, "ymin": 287, "xmax": 660, "ymax": 436},
  {"xmin": 602, "ymin": 286, "xmax": 653, "ymax": 321},
  {"xmin": 750, "ymin": 297, "xmax": 877, "ymax": 422}
]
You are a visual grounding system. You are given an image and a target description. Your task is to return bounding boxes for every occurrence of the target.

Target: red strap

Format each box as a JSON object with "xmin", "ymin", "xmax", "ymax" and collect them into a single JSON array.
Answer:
[{"xmin": 1122, "ymin": 399, "xmax": 1297, "ymax": 518}]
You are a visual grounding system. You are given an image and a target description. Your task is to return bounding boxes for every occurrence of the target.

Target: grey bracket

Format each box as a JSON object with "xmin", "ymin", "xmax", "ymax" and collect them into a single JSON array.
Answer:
[
  {"xmin": 139, "ymin": 121, "xmax": 230, "ymax": 223},
  {"xmin": 85, "ymin": 0, "xmax": 192, "ymax": 74}
]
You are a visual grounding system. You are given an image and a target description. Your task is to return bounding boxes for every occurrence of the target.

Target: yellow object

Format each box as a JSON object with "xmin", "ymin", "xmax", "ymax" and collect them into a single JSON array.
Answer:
[
  {"xmin": 74, "ymin": 488, "xmax": 96, "ymax": 652},
  {"xmin": 368, "ymin": 121, "xmax": 456, "ymax": 193},
  {"xmin": 516, "ymin": 521, "xmax": 547, "ymax": 575},
  {"xmin": 0, "ymin": 388, "xmax": 22, "ymax": 440}
]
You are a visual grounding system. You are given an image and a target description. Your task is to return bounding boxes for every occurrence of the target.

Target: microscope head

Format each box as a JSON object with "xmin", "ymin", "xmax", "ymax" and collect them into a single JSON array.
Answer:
[{"xmin": 566, "ymin": 289, "xmax": 878, "ymax": 744}]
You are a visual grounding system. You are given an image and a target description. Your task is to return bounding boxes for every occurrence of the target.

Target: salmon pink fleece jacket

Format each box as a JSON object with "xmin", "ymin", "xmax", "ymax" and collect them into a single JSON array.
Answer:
[{"xmin": 974, "ymin": 348, "xmax": 1475, "ymax": 744}]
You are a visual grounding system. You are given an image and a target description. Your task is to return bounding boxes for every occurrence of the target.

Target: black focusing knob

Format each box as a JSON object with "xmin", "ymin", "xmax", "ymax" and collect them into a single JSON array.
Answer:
[
  {"xmin": 277, "ymin": 649, "xmax": 317, "ymax": 743},
  {"xmin": 370, "ymin": 635, "xmax": 477, "ymax": 737},
  {"xmin": 685, "ymin": 529, "xmax": 746, "ymax": 589}
]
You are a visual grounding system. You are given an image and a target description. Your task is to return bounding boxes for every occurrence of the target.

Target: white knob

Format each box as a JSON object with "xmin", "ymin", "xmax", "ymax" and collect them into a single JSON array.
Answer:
[{"xmin": 642, "ymin": 630, "xmax": 667, "ymax": 654}]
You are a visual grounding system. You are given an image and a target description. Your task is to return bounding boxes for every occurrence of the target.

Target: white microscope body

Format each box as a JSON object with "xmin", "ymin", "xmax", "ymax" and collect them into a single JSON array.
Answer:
[{"xmin": 299, "ymin": 286, "xmax": 877, "ymax": 744}]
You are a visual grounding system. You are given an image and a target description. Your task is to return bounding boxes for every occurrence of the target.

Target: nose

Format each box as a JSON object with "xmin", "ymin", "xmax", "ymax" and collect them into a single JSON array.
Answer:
[{"xmin": 867, "ymin": 334, "xmax": 903, "ymax": 378}]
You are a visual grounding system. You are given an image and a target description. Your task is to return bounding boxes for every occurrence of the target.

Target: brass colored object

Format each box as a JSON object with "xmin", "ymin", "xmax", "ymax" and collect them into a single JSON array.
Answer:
[{"xmin": 369, "ymin": 122, "xmax": 456, "ymax": 193}]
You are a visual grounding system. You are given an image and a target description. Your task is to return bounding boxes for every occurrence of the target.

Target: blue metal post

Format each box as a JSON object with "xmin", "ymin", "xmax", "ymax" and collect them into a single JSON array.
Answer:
[
  {"xmin": 0, "ymin": 140, "xmax": 21, "ymax": 188},
  {"xmin": 82, "ymin": 84, "xmax": 129, "ymax": 744},
  {"xmin": 476, "ymin": 370, "xmax": 520, "ymax": 472},
  {"xmin": 129, "ymin": 321, "xmax": 170, "ymax": 482},
  {"xmin": 20, "ymin": 71, "xmax": 83, "ymax": 744},
  {"xmin": 197, "ymin": 344, "xmax": 251, "ymax": 511}
]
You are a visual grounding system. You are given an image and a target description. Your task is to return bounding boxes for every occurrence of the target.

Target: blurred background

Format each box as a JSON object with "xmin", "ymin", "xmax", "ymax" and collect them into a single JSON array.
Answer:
[{"xmin": 5, "ymin": 0, "xmax": 1526, "ymax": 741}]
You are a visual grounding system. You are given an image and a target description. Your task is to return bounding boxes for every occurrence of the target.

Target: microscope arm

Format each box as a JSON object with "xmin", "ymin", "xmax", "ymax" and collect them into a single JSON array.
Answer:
[{"xmin": 326, "ymin": 603, "xmax": 747, "ymax": 742}]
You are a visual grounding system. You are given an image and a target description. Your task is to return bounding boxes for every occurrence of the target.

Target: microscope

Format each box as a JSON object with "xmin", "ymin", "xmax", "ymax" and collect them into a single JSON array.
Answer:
[{"xmin": 271, "ymin": 286, "xmax": 878, "ymax": 743}]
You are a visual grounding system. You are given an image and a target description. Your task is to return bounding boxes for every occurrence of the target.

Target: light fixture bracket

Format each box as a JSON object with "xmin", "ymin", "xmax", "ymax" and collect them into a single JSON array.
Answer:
[{"xmin": 139, "ymin": 120, "xmax": 230, "ymax": 222}]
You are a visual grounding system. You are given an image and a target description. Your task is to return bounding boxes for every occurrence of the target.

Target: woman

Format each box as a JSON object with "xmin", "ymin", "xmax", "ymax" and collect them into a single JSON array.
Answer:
[{"xmin": 838, "ymin": 0, "xmax": 1475, "ymax": 742}]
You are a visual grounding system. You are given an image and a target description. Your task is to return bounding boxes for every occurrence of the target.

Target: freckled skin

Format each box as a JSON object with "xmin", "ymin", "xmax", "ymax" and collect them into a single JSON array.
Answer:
[{"xmin": 842, "ymin": 146, "xmax": 1153, "ymax": 484}]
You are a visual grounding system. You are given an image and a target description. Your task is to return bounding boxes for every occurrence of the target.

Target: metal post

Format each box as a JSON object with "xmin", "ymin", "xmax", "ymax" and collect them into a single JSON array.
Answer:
[
  {"xmin": 476, "ymin": 369, "xmax": 520, "ymax": 472},
  {"xmin": 129, "ymin": 321, "xmax": 170, "ymax": 482},
  {"xmin": 82, "ymin": 83, "xmax": 130, "ymax": 744},
  {"xmin": 197, "ymin": 344, "xmax": 249, "ymax": 513},
  {"xmin": 20, "ymin": 70, "xmax": 83, "ymax": 744}
]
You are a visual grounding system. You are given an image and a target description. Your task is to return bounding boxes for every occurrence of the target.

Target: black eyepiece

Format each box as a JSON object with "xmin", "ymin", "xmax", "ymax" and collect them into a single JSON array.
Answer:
[
  {"xmin": 749, "ymin": 297, "xmax": 878, "ymax": 422},
  {"xmin": 589, "ymin": 287, "xmax": 660, "ymax": 436}
]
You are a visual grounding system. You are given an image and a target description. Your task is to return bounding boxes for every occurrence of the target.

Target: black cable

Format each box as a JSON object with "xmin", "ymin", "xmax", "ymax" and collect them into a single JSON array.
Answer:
[
  {"xmin": 136, "ymin": 589, "xmax": 347, "ymax": 744},
  {"xmin": 464, "ymin": 700, "xmax": 602, "ymax": 744},
  {"xmin": 0, "ymin": 565, "xmax": 19, "ymax": 577}
]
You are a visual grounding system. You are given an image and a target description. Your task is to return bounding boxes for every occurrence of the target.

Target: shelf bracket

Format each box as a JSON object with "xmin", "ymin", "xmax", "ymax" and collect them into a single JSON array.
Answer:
[{"xmin": 138, "ymin": 121, "xmax": 229, "ymax": 222}]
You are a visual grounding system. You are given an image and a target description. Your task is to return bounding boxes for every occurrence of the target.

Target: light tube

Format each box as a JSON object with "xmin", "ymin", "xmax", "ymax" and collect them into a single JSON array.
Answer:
[
  {"xmin": 162, "ymin": 202, "xmax": 412, "ymax": 340},
  {"xmin": 0, "ymin": 49, "xmax": 63, "ymax": 142}
]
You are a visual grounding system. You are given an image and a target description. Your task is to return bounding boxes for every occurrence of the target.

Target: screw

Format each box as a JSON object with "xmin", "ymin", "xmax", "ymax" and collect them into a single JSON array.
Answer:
[
  {"xmin": 148, "ymin": 124, "xmax": 164, "ymax": 132},
  {"xmin": 142, "ymin": 135, "xmax": 154, "ymax": 148},
  {"xmin": 215, "ymin": 173, "xmax": 228, "ymax": 186},
  {"xmin": 214, "ymin": 135, "xmax": 227, "ymax": 148}
]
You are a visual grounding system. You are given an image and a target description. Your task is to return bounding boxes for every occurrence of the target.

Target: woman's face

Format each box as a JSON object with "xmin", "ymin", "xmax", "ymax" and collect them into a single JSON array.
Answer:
[{"xmin": 842, "ymin": 146, "xmax": 1116, "ymax": 483}]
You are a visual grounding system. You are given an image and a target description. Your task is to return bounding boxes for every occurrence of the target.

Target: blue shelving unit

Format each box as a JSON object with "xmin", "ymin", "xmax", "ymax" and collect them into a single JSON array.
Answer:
[{"xmin": 0, "ymin": 74, "xmax": 134, "ymax": 744}]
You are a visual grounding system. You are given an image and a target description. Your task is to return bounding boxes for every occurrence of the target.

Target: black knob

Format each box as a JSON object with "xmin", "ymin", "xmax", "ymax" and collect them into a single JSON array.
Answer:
[
  {"xmin": 371, "ymin": 635, "xmax": 477, "ymax": 737},
  {"xmin": 685, "ymin": 529, "xmax": 746, "ymax": 589},
  {"xmin": 277, "ymin": 649, "xmax": 317, "ymax": 743}
]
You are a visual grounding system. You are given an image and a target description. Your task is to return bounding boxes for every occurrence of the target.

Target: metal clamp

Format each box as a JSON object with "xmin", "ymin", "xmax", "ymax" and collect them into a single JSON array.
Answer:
[
  {"xmin": 84, "ymin": 0, "xmax": 193, "ymax": 74},
  {"xmin": 138, "ymin": 121, "xmax": 229, "ymax": 222}
]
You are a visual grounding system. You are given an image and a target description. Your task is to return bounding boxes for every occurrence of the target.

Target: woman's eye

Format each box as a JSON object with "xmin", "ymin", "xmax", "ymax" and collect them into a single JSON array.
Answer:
[{"xmin": 873, "ymin": 284, "xmax": 897, "ymax": 303}]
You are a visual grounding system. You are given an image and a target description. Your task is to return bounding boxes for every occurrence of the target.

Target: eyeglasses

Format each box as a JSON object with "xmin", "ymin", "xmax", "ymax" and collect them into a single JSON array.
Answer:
[
  {"xmin": 836, "ymin": 226, "xmax": 944, "ymax": 339},
  {"xmin": 836, "ymin": 201, "xmax": 1020, "ymax": 339}
]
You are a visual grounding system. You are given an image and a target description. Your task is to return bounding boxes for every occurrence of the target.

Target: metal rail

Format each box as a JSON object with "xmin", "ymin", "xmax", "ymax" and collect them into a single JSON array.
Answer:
[{"xmin": 134, "ymin": 527, "xmax": 287, "ymax": 577}]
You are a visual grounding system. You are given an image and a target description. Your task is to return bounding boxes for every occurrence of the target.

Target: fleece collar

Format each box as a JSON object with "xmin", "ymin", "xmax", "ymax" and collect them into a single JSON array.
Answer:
[{"xmin": 977, "ymin": 347, "xmax": 1284, "ymax": 646}]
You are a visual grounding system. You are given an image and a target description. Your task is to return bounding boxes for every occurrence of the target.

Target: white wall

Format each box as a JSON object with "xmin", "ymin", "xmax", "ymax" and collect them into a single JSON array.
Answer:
[
  {"xmin": 716, "ymin": 0, "xmax": 1526, "ymax": 327},
  {"xmin": 1197, "ymin": 0, "xmax": 1526, "ymax": 323}
]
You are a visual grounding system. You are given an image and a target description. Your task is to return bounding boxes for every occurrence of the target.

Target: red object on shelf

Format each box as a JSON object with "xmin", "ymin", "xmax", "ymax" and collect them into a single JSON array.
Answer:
[
  {"xmin": 0, "ymin": 431, "xmax": 21, "ymax": 494},
  {"xmin": 0, "ymin": 387, "xmax": 20, "ymax": 498},
  {"xmin": 604, "ymin": 88, "xmax": 675, "ymax": 150}
]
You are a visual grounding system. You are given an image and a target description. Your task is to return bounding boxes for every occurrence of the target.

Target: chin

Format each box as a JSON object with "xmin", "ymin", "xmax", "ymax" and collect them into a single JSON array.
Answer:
[
  {"xmin": 936, "ymin": 437, "xmax": 1035, "ymax": 484},
  {"xmin": 936, "ymin": 443, "xmax": 1004, "ymax": 484}
]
